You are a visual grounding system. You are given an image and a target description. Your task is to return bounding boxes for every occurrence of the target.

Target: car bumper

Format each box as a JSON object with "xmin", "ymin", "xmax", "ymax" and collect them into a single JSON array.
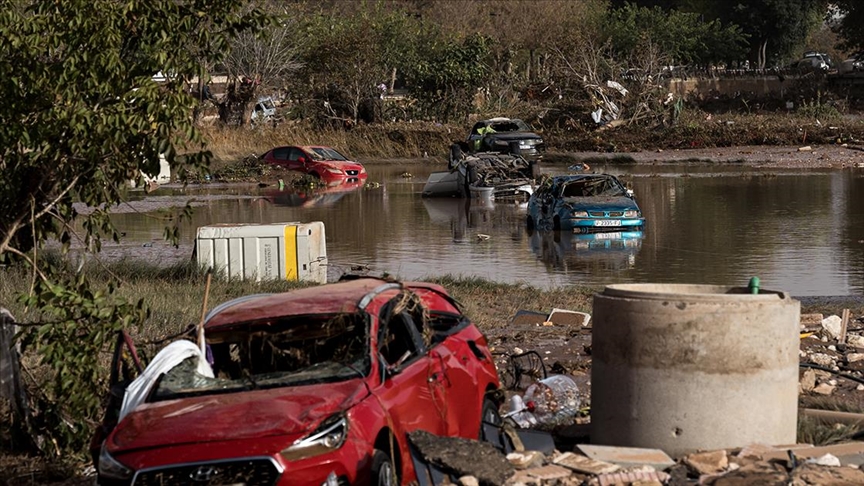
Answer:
[
  {"xmin": 319, "ymin": 171, "xmax": 368, "ymax": 185},
  {"xmin": 102, "ymin": 434, "xmax": 371, "ymax": 486}
]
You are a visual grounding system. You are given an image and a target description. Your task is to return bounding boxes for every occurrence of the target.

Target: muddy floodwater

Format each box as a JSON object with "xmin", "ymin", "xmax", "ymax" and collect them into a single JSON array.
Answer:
[{"xmin": 105, "ymin": 160, "xmax": 864, "ymax": 296}]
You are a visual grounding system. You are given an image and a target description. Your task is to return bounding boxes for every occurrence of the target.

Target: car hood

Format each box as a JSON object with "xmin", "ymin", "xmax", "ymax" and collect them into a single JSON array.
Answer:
[
  {"xmin": 485, "ymin": 132, "xmax": 542, "ymax": 142},
  {"xmin": 562, "ymin": 196, "xmax": 639, "ymax": 212},
  {"xmin": 314, "ymin": 159, "xmax": 363, "ymax": 168},
  {"xmin": 108, "ymin": 378, "xmax": 368, "ymax": 453}
]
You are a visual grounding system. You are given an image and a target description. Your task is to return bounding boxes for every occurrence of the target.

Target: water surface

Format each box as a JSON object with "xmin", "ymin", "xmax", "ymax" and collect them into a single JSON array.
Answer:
[{"xmin": 108, "ymin": 160, "xmax": 864, "ymax": 296}]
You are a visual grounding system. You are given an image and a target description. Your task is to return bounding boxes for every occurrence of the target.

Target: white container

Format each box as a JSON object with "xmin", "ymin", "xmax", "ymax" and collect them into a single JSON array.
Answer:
[{"xmin": 196, "ymin": 222, "xmax": 327, "ymax": 284}]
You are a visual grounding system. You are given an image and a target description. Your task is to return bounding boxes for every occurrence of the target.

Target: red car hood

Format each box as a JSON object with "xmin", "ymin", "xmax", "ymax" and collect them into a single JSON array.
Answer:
[
  {"xmin": 108, "ymin": 379, "xmax": 368, "ymax": 453},
  {"xmin": 318, "ymin": 160, "xmax": 364, "ymax": 169}
]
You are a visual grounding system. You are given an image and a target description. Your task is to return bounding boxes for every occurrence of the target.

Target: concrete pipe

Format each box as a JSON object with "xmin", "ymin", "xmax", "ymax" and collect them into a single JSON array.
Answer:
[{"xmin": 591, "ymin": 283, "xmax": 800, "ymax": 457}]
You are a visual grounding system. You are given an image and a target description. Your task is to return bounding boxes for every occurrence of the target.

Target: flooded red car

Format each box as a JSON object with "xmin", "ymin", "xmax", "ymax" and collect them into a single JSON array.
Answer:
[
  {"xmin": 261, "ymin": 145, "xmax": 367, "ymax": 184},
  {"xmin": 95, "ymin": 278, "xmax": 501, "ymax": 486}
]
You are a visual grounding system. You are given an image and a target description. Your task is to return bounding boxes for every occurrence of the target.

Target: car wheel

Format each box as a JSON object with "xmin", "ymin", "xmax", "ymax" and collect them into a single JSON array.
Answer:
[
  {"xmin": 480, "ymin": 397, "xmax": 502, "ymax": 440},
  {"xmin": 372, "ymin": 449, "xmax": 397, "ymax": 486},
  {"xmin": 309, "ymin": 171, "xmax": 321, "ymax": 179}
]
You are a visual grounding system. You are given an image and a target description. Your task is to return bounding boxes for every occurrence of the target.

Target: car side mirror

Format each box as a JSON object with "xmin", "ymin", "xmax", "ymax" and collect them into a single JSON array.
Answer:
[
  {"xmin": 297, "ymin": 156, "xmax": 307, "ymax": 164},
  {"xmin": 627, "ymin": 189, "xmax": 635, "ymax": 197}
]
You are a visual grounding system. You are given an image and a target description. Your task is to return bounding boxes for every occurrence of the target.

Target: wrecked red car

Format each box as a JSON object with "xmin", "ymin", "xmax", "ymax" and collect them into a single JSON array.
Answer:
[
  {"xmin": 261, "ymin": 145, "xmax": 367, "ymax": 184},
  {"xmin": 95, "ymin": 278, "xmax": 501, "ymax": 485}
]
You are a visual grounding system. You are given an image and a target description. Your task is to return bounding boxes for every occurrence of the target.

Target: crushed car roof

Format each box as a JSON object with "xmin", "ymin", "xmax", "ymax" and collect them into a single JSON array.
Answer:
[{"xmin": 203, "ymin": 278, "xmax": 452, "ymax": 331}]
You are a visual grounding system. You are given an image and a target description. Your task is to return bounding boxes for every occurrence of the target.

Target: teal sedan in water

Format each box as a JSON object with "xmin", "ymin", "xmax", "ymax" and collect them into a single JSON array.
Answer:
[{"xmin": 526, "ymin": 174, "xmax": 645, "ymax": 232}]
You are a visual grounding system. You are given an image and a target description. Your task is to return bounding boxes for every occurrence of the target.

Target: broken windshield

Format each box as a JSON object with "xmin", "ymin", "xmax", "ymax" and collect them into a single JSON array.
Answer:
[
  {"xmin": 560, "ymin": 176, "xmax": 627, "ymax": 198},
  {"xmin": 309, "ymin": 147, "xmax": 349, "ymax": 161},
  {"xmin": 150, "ymin": 313, "xmax": 370, "ymax": 401},
  {"xmin": 489, "ymin": 119, "xmax": 532, "ymax": 132}
]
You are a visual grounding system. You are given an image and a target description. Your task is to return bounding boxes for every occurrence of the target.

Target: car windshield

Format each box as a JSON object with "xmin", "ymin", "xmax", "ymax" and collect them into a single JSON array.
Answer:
[
  {"xmin": 488, "ymin": 119, "xmax": 532, "ymax": 132},
  {"xmin": 308, "ymin": 147, "xmax": 349, "ymax": 161},
  {"xmin": 560, "ymin": 176, "xmax": 627, "ymax": 198},
  {"xmin": 150, "ymin": 313, "xmax": 370, "ymax": 400}
]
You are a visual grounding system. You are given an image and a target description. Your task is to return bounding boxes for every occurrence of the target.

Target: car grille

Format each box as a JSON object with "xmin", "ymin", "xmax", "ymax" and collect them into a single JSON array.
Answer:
[
  {"xmin": 589, "ymin": 211, "xmax": 624, "ymax": 217},
  {"xmin": 345, "ymin": 169, "xmax": 359, "ymax": 176},
  {"xmin": 132, "ymin": 457, "xmax": 281, "ymax": 486},
  {"xmin": 575, "ymin": 225, "xmax": 643, "ymax": 235}
]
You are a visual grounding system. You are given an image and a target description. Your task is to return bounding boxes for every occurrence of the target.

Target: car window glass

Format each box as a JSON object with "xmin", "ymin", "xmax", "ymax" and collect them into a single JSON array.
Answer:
[
  {"xmin": 272, "ymin": 147, "xmax": 289, "ymax": 160},
  {"xmin": 310, "ymin": 147, "xmax": 348, "ymax": 161},
  {"xmin": 149, "ymin": 313, "xmax": 370, "ymax": 401},
  {"xmin": 379, "ymin": 312, "xmax": 422, "ymax": 366},
  {"xmin": 288, "ymin": 148, "xmax": 304, "ymax": 161}
]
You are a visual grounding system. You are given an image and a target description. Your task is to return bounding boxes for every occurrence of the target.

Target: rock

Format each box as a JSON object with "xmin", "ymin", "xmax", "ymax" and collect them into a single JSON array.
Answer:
[
  {"xmin": 459, "ymin": 476, "xmax": 480, "ymax": 486},
  {"xmin": 847, "ymin": 353, "xmax": 864, "ymax": 363},
  {"xmin": 683, "ymin": 450, "xmax": 729, "ymax": 476},
  {"xmin": 553, "ymin": 451, "xmax": 619, "ymax": 475},
  {"xmin": 809, "ymin": 353, "xmax": 835, "ymax": 367},
  {"xmin": 801, "ymin": 369, "xmax": 817, "ymax": 392},
  {"xmin": 822, "ymin": 315, "xmax": 843, "ymax": 340},
  {"xmin": 805, "ymin": 453, "xmax": 841, "ymax": 467},
  {"xmin": 847, "ymin": 335, "xmax": 864, "ymax": 349},
  {"xmin": 790, "ymin": 462, "xmax": 864, "ymax": 485},
  {"xmin": 407, "ymin": 430, "xmax": 514, "ymax": 485},
  {"xmin": 813, "ymin": 383, "xmax": 836, "ymax": 395},
  {"xmin": 799, "ymin": 146, "xmax": 813, "ymax": 152},
  {"xmin": 507, "ymin": 451, "xmax": 545, "ymax": 470},
  {"xmin": 702, "ymin": 461, "xmax": 788, "ymax": 485},
  {"xmin": 857, "ymin": 384, "xmax": 864, "ymax": 391}
]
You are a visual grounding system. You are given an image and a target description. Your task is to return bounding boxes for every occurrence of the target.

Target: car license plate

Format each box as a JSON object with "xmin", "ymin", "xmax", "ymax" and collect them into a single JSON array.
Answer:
[
  {"xmin": 594, "ymin": 220, "xmax": 621, "ymax": 227},
  {"xmin": 592, "ymin": 231, "xmax": 623, "ymax": 239}
]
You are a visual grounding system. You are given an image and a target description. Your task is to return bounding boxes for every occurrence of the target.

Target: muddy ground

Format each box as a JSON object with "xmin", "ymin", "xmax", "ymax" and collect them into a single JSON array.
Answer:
[{"xmin": 6, "ymin": 144, "xmax": 864, "ymax": 485}]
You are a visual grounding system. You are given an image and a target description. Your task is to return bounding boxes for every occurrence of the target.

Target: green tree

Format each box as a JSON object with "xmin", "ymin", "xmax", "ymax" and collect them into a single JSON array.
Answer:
[
  {"xmin": 604, "ymin": 3, "xmax": 747, "ymax": 67},
  {"xmin": 724, "ymin": 0, "xmax": 828, "ymax": 68},
  {"xmin": 0, "ymin": 0, "xmax": 264, "ymax": 453},
  {"xmin": 403, "ymin": 32, "xmax": 491, "ymax": 122},
  {"xmin": 297, "ymin": 3, "xmax": 423, "ymax": 125},
  {"xmin": 831, "ymin": 1, "xmax": 864, "ymax": 53}
]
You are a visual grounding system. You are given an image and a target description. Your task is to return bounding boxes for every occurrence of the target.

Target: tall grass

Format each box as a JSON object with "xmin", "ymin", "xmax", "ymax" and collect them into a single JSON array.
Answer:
[{"xmin": 202, "ymin": 121, "xmax": 456, "ymax": 168}]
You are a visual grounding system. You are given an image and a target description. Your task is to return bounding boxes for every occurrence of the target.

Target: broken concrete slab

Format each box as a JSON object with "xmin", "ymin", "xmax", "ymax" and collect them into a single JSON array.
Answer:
[
  {"xmin": 525, "ymin": 464, "xmax": 572, "ymax": 480},
  {"xmin": 576, "ymin": 444, "xmax": 676, "ymax": 471},
  {"xmin": 506, "ymin": 451, "xmax": 545, "ymax": 470},
  {"xmin": 587, "ymin": 469, "xmax": 671, "ymax": 486},
  {"xmin": 682, "ymin": 450, "xmax": 728, "ymax": 475},
  {"xmin": 800, "ymin": 369, "xmax": 817, "ymax": 392},
  {"xmin": 741, "ymin": 442, "xmax": 864, "ymax": 464},
  {"xmin": 408, "ymin": 430, "xmax": 514, "ymax": 485},
  {"xmin": 552, "ymin": 451, "xmax": 620, "ymax": 475},
  {"xmin": 822, "ymin": 315, "xmax": 843, "ymax": 340}
]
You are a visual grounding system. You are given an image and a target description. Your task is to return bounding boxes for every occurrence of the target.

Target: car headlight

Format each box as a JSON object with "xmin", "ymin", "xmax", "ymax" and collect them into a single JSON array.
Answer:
[
  {"xmin": 623, "ymin": 210, "xmax": 640, "ymax": 218},
  {"xmin": 98, "ymin": 444, "xmax": 133, "ymax": 480},
  {"xmin": 280, "ymin": 415, "xmax": 348, "ymax": 461},
  {"xmin": 325, "ymin": 167, "xmax": 344, "ymax": 175},
  {"xmin": 572, "ymin": 211, "xmax": 589, "ymax": 217},
  {"xmin": 360, "ymin": 166, "xmax": 366, "ymax": 174}
]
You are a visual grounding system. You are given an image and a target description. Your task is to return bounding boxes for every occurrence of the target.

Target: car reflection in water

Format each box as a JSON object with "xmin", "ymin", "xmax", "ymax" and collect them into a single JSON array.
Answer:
[
  {"xmin": 528, "ymin": 229, "xmax": 644, "ymax": 273},
  {"xmin": 422, "ymin": 197, "xmax": 530, "ymax": 243},
  {"xmin": 260, "ymin": 179, "xmax": 365, "ymax": 208}
]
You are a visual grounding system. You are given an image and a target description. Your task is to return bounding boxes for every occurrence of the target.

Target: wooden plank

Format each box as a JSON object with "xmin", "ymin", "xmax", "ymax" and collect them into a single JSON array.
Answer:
[{"xmin": 841, "ymin": 309, "xmax": 851, "ymax": 344}]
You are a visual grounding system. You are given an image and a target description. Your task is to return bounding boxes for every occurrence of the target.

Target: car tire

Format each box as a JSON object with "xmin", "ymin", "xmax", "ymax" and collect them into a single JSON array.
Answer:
[
  {"xmin": 309, "ymin": 172, "xmax": 320, "ymax": 179},
  {"xmin": 372, "ymin": 449, "xmax": 397, "ymax": 486},
  {"xmin": 480, "ymin": 397, "xmax": 502, "ymax": 441}
]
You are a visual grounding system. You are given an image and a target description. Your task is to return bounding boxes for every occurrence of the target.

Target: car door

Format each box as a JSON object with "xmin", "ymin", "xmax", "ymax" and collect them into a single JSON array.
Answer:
[
  {"xmin": 375, "ymin": 306, "xmax": 448, "ymax": 436},
  {"xmin": 268, "ymin": 147, "xmax": 290, "ymax": 167},
  {"xmin": 286, "ymin": 147, "xmax": 307, "ymax": 172}
]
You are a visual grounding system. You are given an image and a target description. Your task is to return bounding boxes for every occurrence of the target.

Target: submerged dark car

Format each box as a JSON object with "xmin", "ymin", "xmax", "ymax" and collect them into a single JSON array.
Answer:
[
  {"xmin": 466, "ymin": 117, "xmax": 544, "ymax": 160},
  {"xmin": 527, "ymin": 174, "xmax": 645, "ymax": 233}
]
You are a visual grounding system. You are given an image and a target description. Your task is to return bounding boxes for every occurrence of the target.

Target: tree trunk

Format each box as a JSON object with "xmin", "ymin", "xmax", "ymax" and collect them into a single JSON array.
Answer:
[{"xmin": 389, "ymin": 67, "xmax": 397, "ymax": 94}]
